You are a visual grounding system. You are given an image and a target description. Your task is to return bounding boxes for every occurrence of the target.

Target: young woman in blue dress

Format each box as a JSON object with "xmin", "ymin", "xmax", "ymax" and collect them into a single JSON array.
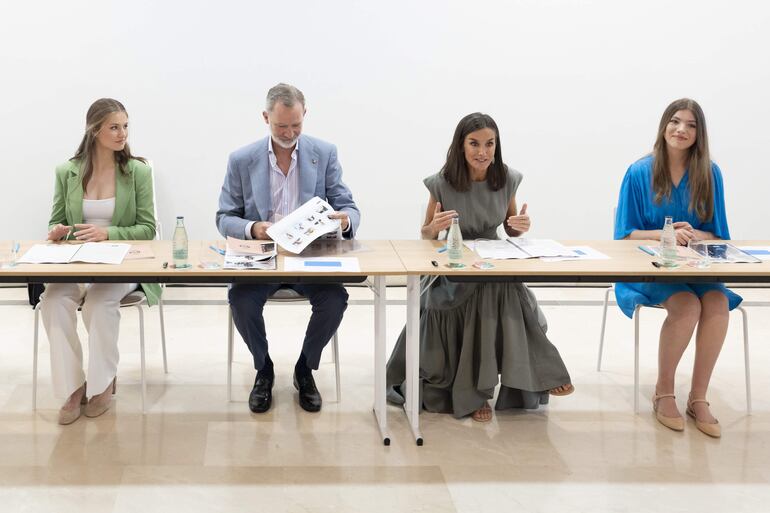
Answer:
[{"xmin": 614, "ymin": 98, "xmax": 741, "ymax": 437}]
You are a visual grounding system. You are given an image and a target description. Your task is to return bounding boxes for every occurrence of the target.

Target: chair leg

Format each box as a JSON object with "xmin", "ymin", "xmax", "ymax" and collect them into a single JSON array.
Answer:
[
  {"xmin": 634, "ymin": 305, "xmax": 641, "ymax": 414},
  {"xmin": 738, "ymin": 306, "xmax": 751, "ymax": 415},
  {"xmin": 33, "ymin": 304, "xmax": 41, "ymax": 411},
  {"xmin": 137, "ymin": 305, "xmax": 147, "ymax": 414},
  {"xmin": 158, "ymin": 297, "xmax": 168, "ymax": 374},
  {"xmin": 597, "ymin": 286, "xmax": 613, "ymax": 371},
  {"xmin": 227, "ymin": 307, "xmax": 234, "ymax": 402},
  {"xmin": 332, "ymin": 332, "xmax": 341, "ymax": 402}
]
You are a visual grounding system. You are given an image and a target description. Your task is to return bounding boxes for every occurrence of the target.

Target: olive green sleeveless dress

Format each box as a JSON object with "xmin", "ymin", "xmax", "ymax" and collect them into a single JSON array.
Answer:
[{"xmin": 386, "ymin": 168, "xmax": 572, "ymax": 418}]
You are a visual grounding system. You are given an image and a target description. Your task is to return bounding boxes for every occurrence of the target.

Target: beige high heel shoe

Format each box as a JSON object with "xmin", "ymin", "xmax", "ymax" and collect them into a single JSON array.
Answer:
[
  {"xmin": 84, "ymin": 378, "xmax": 116, "ymax": 418},
  {"xmin": 58, "ymin": 383, "xmax": 87, "ymax": 425},
  {"xmin": 652, "ymin": 392, "xmax": 684, "ymax": 432},
  {"xmin": 686, "ymin": 394, "xmax": 721, "ymax": 438}
]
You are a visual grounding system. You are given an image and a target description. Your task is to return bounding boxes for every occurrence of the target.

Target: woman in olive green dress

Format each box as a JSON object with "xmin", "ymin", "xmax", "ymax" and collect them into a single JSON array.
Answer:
[{"xmin": 386, "ymin": 112, "xmax": 573, "ymax": 422}]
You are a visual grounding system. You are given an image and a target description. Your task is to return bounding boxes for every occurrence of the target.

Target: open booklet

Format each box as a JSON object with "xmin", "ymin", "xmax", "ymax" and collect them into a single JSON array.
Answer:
[
  {"xmin": 266, "ymin": 197, "xmax": 342, "ymax": 254},
  {"xmin": 18, "ymin": 242, "xmax": 131, "ymax": 265},
  {"xmin": 471, "ymin": 238, "xmax": 576, "ymax": 260},
  {"xmin": 642, "ymin": 242, "xmax": 761, "ymax": 264},
  {"xmin": 223, "ymin": 237, "xmax": 277, "ymax": 270}
]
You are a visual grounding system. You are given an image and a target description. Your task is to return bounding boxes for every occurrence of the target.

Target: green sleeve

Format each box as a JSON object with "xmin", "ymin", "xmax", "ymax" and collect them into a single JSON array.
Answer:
[
  {"xmin": 107, "ymin": 165, "xmax": 157, "ymax": 240},
  {"xmin": 48, "ymin": 165, "xmax": 69, "ymax": 231}
]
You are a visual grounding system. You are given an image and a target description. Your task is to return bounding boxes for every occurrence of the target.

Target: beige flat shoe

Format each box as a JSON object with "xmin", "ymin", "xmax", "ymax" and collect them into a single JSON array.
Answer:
[
  {"xmin": 58, "ymin": 383, "xmax": 87, "ymax": 425},
  {"xmin": 687, "ymin": 395, "xmax": 721, "ymax": 438},
  {"xmin": 84, "ymin": 378, "xmax": 116, "ymax": 418},
  {"xmin": 652, "ymin": 392, "xmax": 684, "ymax": 432}
]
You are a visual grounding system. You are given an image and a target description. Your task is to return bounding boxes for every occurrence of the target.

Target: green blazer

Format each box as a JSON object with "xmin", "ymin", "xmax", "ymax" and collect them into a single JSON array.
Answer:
[{"xmin": 48, "ymin": 158, "xmax": 162, "ymax": 306}]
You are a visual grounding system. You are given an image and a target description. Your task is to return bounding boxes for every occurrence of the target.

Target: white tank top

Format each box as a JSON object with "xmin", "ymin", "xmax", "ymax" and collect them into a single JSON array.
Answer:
[{"xmin": 82, "ymin": 197, "xmax": 115, "ymax": 227}]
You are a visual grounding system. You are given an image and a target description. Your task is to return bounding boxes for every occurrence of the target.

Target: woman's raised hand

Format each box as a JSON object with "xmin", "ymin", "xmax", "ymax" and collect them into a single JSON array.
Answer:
[
  {"xmin": 427, "ymin": 202, "xmax": 457, "ymax": 238},
  {"xmin": 507, "ymin": 203, "xmax": 530, "ymax": 233}
]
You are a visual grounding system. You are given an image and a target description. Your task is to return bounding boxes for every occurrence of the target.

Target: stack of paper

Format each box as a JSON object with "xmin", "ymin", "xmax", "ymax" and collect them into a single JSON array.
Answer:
[{"xmin": 223, "ymin": 237, "xmax": 277, "ymax": 270}]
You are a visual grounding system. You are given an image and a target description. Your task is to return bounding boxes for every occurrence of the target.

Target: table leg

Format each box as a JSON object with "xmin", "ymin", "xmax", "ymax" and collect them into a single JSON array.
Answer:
[
  {"xmin": 372, "ymin": 275, "xmax": 390, "ymax": 445},
  {"xmin": 404, "ymin": 274, "xmax": 423, "ymax": 445}
]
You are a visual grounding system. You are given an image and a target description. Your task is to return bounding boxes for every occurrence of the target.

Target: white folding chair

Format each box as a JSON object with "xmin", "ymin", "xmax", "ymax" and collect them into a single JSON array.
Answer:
[
  {"xmin": 32, "ymin": 289, "xmax": 163, "ymax": 413},
  {"xmin": 597, "ymin": 285, "xmax": 751, "ymax": 414},
  {"xmin": 226, "ymin": 287, "xmax": 341, "ymax": 403}
]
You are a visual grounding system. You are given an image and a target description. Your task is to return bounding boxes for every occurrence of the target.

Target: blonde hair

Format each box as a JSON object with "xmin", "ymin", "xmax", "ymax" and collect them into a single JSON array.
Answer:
[{"xmin": 71, "ymin": 98, "xmax": 145, "ymax": 190}]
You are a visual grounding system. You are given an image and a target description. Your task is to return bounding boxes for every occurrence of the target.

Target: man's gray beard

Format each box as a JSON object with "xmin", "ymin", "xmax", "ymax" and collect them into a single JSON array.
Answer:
[{"xmin": 273, "ymin": 136, "xmax": 298, "ymax": 150}]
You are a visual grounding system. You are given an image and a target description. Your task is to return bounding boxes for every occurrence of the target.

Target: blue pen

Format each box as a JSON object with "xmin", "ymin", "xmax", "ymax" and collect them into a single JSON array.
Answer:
[
  {"xmin": 437, "ymin": 245, "xmax": 448, "ymax": 253},
  {"xmin": 638, "ymin": 245, "xmax": 656, "ymax": 257},
  {"xmin": 209, "ymin": 245, "xmax": 226, "ymax": 255}
]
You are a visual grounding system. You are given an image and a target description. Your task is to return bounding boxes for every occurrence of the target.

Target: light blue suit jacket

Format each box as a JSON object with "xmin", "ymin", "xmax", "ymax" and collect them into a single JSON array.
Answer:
[{"xmin": 216, "ymin": 134, "xmax": 360, "ymax": 239}]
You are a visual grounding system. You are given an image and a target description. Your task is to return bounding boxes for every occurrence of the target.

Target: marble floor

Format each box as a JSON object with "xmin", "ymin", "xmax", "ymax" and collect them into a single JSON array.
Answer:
[{"xmin": 1, "ymin": 284, "xmax": 769, "ymax": 513}]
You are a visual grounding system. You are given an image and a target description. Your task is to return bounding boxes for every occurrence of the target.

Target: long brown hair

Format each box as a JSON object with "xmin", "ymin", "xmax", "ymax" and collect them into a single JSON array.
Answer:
[
  {"xmin": 652, "ymin": 98, "xmax": 713, "ymax": 221},
  {"xmin": 71, "ymin": 98, "xmax": 145, "ymax": 190},
  {"xmin": 441, "ymin": 112, "xmax": 507, "ymax": 192}
]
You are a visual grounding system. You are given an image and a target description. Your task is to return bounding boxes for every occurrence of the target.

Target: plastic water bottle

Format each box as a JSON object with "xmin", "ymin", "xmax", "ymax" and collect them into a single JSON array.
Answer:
[
  {"xmin": 447, "ymin": 217, "xmax": 464, "ymax": 268},
  {"xmin": 172, "ymin": 216, "xmax": 191, "ymax": 269},
  {"xmin": 659, "ymin": 216, "xmax": 678, "ymax": 268}
]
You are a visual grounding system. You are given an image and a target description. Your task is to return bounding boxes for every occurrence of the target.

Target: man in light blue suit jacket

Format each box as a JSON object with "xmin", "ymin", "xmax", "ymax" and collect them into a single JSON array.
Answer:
[{"xmin": 217, "ymin": 83, "xmax": 360, "ymax": 415}]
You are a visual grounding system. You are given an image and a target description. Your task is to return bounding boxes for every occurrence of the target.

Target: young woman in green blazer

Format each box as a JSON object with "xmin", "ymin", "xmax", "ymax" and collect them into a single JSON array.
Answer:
[{"xmin": 41, "ymin": 98, "xmax": 160, "ymax": 425}]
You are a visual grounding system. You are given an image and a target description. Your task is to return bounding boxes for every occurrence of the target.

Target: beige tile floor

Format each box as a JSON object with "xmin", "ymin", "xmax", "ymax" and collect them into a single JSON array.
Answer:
[{"xmin": 1, "ymin": 284, "xmax": 769, "ymax": 513}]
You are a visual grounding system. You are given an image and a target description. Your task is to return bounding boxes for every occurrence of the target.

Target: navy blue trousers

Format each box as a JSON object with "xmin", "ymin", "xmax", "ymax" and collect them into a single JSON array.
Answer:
[{"xmin": 228, "ymin": 283, "xmax": 348, "ymax": 371}]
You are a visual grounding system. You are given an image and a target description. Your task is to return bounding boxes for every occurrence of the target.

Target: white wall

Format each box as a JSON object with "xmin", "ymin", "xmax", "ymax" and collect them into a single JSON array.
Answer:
[{"xmin": 1, "ymin": 0, "xmax": 768, "ymax": 241}]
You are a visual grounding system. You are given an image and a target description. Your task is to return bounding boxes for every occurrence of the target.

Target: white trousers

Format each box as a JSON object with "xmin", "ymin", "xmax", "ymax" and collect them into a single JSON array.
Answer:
[{"xmin": 40, "ymin": 282, "xmax": 137, "ymax": 400}]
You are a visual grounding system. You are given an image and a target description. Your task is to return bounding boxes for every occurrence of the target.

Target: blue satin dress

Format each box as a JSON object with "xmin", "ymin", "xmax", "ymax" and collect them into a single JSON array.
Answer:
[{"xmin": 613, "ymin": 155, "xmax": 742, "ymax": 318}]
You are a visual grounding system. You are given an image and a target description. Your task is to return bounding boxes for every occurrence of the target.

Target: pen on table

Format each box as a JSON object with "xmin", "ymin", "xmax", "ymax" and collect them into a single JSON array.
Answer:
[
  {"xmin": 209, "ymin": 245, "xmax": 226, "ymax": 255},
  {"xmin": 638, "ymin": 245, "xmax": 655, "ymax": 256},
  {"xmin": 431, "ymin": 260, "xmax": 439, "ymax": 268},
  {"xmin": 437, "ymin": 245, "xmax": 447, "ymax": 253}
]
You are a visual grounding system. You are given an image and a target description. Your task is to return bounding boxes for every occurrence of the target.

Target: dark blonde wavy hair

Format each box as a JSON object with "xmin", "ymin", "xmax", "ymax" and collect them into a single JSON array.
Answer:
[
  {"xmin": 71, "ymin": 98, "xmax": 145, "ymax": 190},
  {"xmin": 652, "ymin": 98, "xmax": 713, "ymax": 222}
]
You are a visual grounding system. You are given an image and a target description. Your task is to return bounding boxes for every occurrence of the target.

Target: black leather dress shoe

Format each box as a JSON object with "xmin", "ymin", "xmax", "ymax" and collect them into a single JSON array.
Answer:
[
  {"xmin": 249, "ymin": 375, "xmax": 274, "ymax": 413},
  {"xmin": 293, "ymin": 372, "xmax": 322, "ymax": 412}
]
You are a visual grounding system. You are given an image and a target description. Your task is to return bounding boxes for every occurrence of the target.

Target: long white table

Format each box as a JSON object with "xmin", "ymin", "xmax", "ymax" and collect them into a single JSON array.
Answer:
[
  {"xmin": 0, "ymin": 239, "xmax": 405, "ymax": 446},
  {"xmin": 391, "ymin": 239, "xmax": 770, "ymax": 445}
]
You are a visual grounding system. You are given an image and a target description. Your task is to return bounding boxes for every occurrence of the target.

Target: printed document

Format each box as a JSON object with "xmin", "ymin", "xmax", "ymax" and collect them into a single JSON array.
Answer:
[
  {"xmin": 266, "ymin": 197, "xmax": 342, "ymax": 254},
  {"xmin": 223, "ymin": 237, "xmax": 277, "ymax": 270},
  {"xmin": 18, "ymin": 242, "xmax": 130, "ymax": 264},
  {"xmin": 472, "ymin": 238, "xmax": 575, "ymax": 259}
]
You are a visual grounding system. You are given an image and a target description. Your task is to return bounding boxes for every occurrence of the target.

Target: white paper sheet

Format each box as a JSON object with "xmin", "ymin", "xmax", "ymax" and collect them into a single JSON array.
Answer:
[
  {"xmin": 18, "ymin": 243, "xmax": 130, "ymax": 264},
  {"xmin": 266, "ymin": 197, "xmax": 342, "ymax": 254},
  {"xmin": 18, "ymin": 244, "xmax": 81, "ymax": 264},
  {"xmin": 737, "ymin": 246, "xmax": 770, "ymax": 261},
  {"xmin": 472, "ymin": 240, "xmax": 531, "ymax": 259},
  {"xmin": 72, "ymin": 243, "xmax": 131, "ymax": 264},
  {"xmin": 470, "ymin": 238, "xmax": 575, "ymax": 259},
  {"xmin": 541, "ymin": 246, "xmax": 611, "ymax": 262},
  {"xmin": 283, "ymin": 257, "xmax": 360, "ymax": 273},
  {"xmin": 507, "ymin": 238, "xmax": 576, "ymax": 258}
]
